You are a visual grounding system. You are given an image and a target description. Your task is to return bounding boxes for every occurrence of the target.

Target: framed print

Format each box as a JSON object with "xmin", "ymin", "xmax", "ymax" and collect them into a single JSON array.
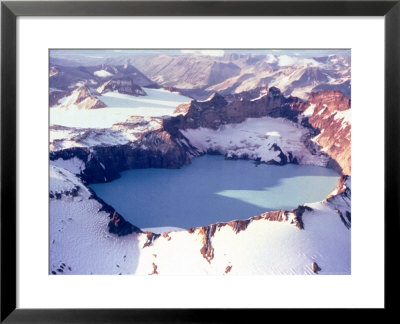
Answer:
[{"xmin": 1, "ymin": 0, "xmax": 399, "ymax": 322}]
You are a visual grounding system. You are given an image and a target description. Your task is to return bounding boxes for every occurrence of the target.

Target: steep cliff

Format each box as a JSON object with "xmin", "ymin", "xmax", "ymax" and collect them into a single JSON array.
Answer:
[{"xmin": 300, "ymin": 90, "xmax": 351, "ymax": 174}]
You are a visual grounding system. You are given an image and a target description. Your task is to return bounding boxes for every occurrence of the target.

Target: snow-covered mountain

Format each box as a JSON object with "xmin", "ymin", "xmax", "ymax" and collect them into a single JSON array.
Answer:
[
  {"xmin": 128, "ymin": 53, "xmax": 351, "ymax": 100},
  {"xmin": 96, "ymin": 76, "xmax": 147, "ymax": 96},
  {"xmin": 50, "ymin": 88, "xmax": 351, "ymax": 275},
  {"xmin": 49, "ymin": 63, "xmax": 158, "ymax": 92},
  {"xmin": 50, "ymin": 163, "xmax": 350, "ymax": 275},
  {"xmin": 55, "ymin": 86, "xmax": 107, "ymax": 110},
  {"xmin": 299, "ymin": 90, "xmax": 351, "ymax": 174},
  {"xmin": 49, "ymin": 51, "xmax": 351, "ymax": 275}
]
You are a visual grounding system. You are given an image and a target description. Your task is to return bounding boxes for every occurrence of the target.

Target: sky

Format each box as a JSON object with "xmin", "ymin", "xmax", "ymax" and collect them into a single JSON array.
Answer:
[{"xmin": 50, "ymin": 48, "xmax": 350, "ymax": 60}]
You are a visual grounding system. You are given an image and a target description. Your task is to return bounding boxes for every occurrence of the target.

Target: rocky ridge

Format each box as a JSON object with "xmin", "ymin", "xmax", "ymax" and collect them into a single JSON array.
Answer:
[
  {"xmin": 170, "ymin": 87, "xmax": 303, "ymax": 129},
  {"xmin": 50, "ymin": 87, "xmax": 351, "ymax": 254},
  {"xmin": 50, "ymin": 163, "xmax": 351, "ymax": 274},
  {"xmin": 299, "ymin": 90, "xmax": 351, "ymax": 174},
  {"xmin": 55, "ymin": 86, "xmax": 107, "ymax": 110},
  {"xmin": 50, "ymin": 87, "xmax": 350, "ymax": 183},
  {"xmin": 129, "ymin": 53, "xmax": 351, "ymax": 100},
  {"xmin": 97, "ymin": 77, "xmax": 147, "ymax": 96}
]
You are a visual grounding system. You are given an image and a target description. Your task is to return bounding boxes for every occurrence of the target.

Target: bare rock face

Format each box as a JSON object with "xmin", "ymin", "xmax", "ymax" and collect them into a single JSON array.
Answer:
[
  {"xmin": 50, "ymin": 123, "xmax": 199, "ymax": 184},
  {"xmin": 301, "ymin": 90, "xmax": 351, "ymax": 174},
  {"xmin": 97, "ymin": 77, "xmax": 147, "ymax": 96},
  {"xmin": 49, "ymin": 89, "xmax": 67, "ymax": 107},
  {"xmin": 58, "ymin": 86, "xmax": 107, "ymax": 110},
  {"xmin": 312, "ymin": 262, "xmax": 321, "ymax": 273},
  {"xmin": 85, "ymin": 189, "xmax": 142, "ymax": 237},
  {"xmin": 49, "ymin": 66, "xmax": 59, "ymax": 77},
  {"xmin": 171, "ymin": 87, "xmax": 303, "ymax": 130},
  {"xmin": 172, "ymin": 88, "xmax": 351, "ymax": 176},
  {"xmin": 143, "ymin": 232, "xmax": 161, "ymax": 248},
  {"xmin": 198, "ymin": 225, "xmax": 217, "ymax": 263},
  {"xmin": 149, "ymin": 263, "xmax": 159, "ymax": 275},
  {"xmin": 223, "ymin": 86, "xmax": 269, "ymax": 102},
  {"xmin": 307, "ymin": 90, "xmax": 350, "ymax": 112},
  {"xmin": 108, "ymin": 211, "xmax": 141, "ymax": 237}
]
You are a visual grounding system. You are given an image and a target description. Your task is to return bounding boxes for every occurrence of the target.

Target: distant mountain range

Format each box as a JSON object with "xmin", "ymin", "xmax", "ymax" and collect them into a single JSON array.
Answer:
[
  {"xmin": 49, "ymin": 51, "xmax": 351, "ymax": 275},
  {"xmin": 50, "ymin": 52, "xmax": 350, "ymax": 102}
]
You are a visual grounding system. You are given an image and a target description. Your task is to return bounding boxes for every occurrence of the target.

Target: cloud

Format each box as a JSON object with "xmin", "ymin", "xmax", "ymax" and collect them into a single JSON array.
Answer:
[
  {"xmin": 265, "ymin": 54, "xmax": 278, "ymax": 64},
  {"xmin": 181, "ymin": 49, "xmax": 225, "ymax": 57},
  {"xmin": 278, "ymin": 55, "xmax": 298, "ymax": 67}
]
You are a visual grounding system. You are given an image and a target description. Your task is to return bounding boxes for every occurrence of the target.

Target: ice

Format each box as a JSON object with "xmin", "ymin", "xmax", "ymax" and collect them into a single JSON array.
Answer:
[
  {"xmin": 181, "ymin": 116, "xmax": 327, "ymax": 166},
  {"xmin": 50, "ymin": 88, "xmax": 191, "ymax": 128},
  {"xmin": 93, "ymin": 70, "xmax": 113, "ymax": 77}
]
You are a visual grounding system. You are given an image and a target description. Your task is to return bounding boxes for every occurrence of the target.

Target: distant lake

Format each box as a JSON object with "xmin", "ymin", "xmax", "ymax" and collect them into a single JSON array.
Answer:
[{"xmin": 90, "ymin": 155, "xmax": 340, "ymax": 230}]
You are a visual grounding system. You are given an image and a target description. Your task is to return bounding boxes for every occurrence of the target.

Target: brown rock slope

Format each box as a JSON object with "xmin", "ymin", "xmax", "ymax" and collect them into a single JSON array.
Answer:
[
  {"xmin": 300, "ymin": 90, "xmax": 351, "ymax": 174},
  {"xmin": 57, "ymin": 86, "xmax": 107, "ymax": 110}
]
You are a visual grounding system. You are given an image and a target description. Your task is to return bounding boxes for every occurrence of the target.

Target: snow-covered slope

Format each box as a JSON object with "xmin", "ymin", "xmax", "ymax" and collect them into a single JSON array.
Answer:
[
  {"xmin": 50, "ymin": 117, "xmax": 164, "ymax": 151},
  {"xmin": 130, "ymin": 53, "xmax": 351, "ymax": 100},
  {"xmin": 49, "ymin": 63, "xmax": 158, "ymax": 91},
  {"xmin": 181, "ymin": 116, "xmax": 329, "ymax": 166},
  {"xmin": 50, "ymin": 165, "xmax": 141, "ymax": 275},
  {"xmin": 50, "ymin": 163, "xmax": 350, "ymax": 275},
  {"xmin": 50, "ymin": 88, "xmax": 191, "ymax": 128},
  {"xmin": 49, "ymin": 56, "xmax": 351, "ymax": 275},
  {"xmin": 56, "ymin": 86, "xmax": 106, "ymax": 110}
]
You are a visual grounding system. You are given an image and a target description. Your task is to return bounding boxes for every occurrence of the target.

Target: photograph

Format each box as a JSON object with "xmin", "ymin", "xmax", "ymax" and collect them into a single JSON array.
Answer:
[{"xmin": 49, "ymin": 48, "xmax": 351, "ymax": 275}]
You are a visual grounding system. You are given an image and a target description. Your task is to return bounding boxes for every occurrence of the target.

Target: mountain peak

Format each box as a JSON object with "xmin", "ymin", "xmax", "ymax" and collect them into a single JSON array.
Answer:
[
  {"xmin": 97, "ymin": 76, "xmax": 147, "ymax": 96},
  {"xmin": 207, "ymin": 92, "xmax": 228, "ymax": 107},
  {"xmin": 268, "ymin": 87, "xmax": 282, "ymax": 96}
]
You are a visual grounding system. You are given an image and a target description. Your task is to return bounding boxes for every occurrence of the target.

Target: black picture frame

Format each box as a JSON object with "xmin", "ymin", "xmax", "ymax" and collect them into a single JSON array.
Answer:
[{"xmin": 1, "ymin": 0, "xmax": 399, "ymax": 322}]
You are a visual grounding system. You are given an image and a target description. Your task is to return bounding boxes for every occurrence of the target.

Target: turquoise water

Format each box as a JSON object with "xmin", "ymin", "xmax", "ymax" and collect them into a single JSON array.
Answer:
[{"xmin": 90, "ymin": 155, "xmax": 340, "ymax": 229}]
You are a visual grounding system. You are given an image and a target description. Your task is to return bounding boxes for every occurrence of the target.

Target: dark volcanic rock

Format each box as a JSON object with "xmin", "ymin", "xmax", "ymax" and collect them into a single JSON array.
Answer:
[
  {"xmin": 108, "ymin": 211, "xmax": 141, "ymax": 236},
  {"xmin": 97, "ymin": 77, "xmax": 147, "ymax": 96},
  {"xmin": 312, "ymin": 261, "xmax": 322, "ymax": 273},
  {"xmin": 223, "ymin": 86, "xmax": 269, "ymax": 102},
  {"xmin": 50, "ymin": 127, "xmax": 198, "ymax": 184},
  {"xmin": 143, "ymin": 232, "xmax": 161, "ymax": 248},
  {"xmin": 170, "ymin": 87, "xmax": 303, "ymax": 130}
]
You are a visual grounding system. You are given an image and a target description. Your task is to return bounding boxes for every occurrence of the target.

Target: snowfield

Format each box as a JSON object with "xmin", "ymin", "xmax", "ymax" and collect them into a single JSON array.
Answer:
[
  {"xmin": 50, "ymin": 117, "xmax": 164, "ymax": 151},
  {"xmin": 93, "ymin": 70, "xmax": 113, "ymax": 78},
  {"xmin": 50, "ymin": 164, "xmax": 351, "ymax": 275},
  {"xmin": 50, "ymin": 88, "xmax": 191, "ymax": 128},
  {"xmin": 181, "ymin": 116, "xmax": 329, "ymax": 166},
  {"xmin": 51, "ymin": 157, "xmax": 86, "ymax": 175}
]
